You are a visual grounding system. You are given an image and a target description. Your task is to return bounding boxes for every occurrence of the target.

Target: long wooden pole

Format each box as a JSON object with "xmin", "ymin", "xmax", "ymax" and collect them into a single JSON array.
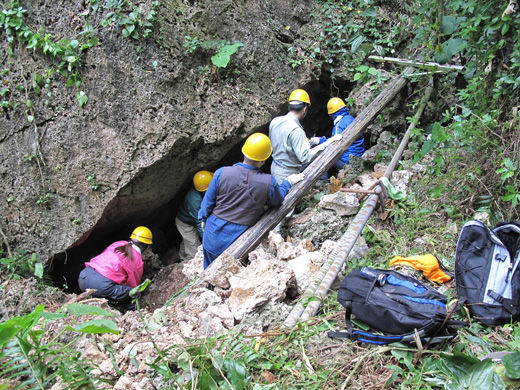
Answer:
[
  {"xmin": 225, "ymin": 66, "xmax": 415, "ymax": 261},
  {"xmin": 368, "ymin": 56, "xmax": 464, "ymax": 72},
  {"xmin": 297, "ymin": 78, "xmax": 435, "ymax": 323}
]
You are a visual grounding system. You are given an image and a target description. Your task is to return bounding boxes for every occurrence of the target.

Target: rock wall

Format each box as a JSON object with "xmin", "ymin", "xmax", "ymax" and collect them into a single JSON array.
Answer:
[{"xmin": 0, "ymin": 0, "xmax": 409, "ymax": 289}]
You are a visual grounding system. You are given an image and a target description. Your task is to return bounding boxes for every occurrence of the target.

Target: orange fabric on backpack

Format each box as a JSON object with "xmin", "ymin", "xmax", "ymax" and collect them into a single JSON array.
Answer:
[{"xmin": 389, "ymin": 254, "xmax": 452, "ymax": 283}]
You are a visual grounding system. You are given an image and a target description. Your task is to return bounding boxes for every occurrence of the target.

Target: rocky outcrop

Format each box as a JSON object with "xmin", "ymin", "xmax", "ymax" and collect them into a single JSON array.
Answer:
[
  {"xmin": 0, "ymin": 0, "xmax": 319, "ymax": 284},
  {"xmin": 0, "ymin": 0, "xmax": 410, "ymax": 292}
]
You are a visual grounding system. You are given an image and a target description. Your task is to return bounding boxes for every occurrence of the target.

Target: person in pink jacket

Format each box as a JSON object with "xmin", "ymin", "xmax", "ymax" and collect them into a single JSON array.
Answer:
[{"xmin": 78, "ymin": 226, "xmax": 153, "ymax": 311}]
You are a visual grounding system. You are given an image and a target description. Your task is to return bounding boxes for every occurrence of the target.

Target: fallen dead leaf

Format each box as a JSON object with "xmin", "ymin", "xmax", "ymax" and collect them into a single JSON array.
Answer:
[
  {"xmin": 329, "ymin": 177, "xmax": 344, "ymax": 194},
  {"xmin": 260, "ymin": 371, "xmax": 276, "ymax": 383}
]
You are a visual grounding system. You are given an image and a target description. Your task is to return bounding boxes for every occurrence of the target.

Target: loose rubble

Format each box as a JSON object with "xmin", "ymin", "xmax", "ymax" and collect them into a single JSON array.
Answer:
[{"xmin": 7, "ymin": 166, "xmax": 420, "ymax": 389}]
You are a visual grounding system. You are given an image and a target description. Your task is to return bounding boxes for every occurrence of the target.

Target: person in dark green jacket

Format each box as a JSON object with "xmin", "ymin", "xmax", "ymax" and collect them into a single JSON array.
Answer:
[{"xmin": 175, "ymin": 171, "xmax": 213, "ymax": 261}]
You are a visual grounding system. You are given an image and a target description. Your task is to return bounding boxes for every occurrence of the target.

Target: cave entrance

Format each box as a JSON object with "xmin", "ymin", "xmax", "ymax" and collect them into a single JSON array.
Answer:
[{"xmin": 45, "ymin": 75, "xmax": 357, "ymax": 295}]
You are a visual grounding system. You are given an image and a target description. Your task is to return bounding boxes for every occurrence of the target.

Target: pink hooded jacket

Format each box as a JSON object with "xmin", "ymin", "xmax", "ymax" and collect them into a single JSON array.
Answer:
[{"xmin": 85, "ymin": 240, "xmax": 143, "ymax": 288}]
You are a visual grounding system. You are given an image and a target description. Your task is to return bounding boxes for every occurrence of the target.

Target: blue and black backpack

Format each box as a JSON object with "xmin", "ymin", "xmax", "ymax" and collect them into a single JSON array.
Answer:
[{"xmin": 328, "ymin": 267, "xmax": 464, "ymax": 344}]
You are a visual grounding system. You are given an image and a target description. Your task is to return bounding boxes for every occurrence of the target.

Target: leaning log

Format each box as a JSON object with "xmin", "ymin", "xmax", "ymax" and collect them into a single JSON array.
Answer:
[{"xmin": 225, "ymin": 66, "xmax": 415, "ymax": 261}]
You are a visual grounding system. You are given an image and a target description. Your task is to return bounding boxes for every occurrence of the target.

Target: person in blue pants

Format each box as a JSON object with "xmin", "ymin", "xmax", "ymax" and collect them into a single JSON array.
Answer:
[{"xmin": 198, "ymin": 133, "xmax": 304, "ymax": 269}]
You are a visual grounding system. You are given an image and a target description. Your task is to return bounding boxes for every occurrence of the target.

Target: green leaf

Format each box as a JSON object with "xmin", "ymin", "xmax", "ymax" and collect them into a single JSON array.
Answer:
[
  {"xmin": 34, "ymin": 262, "xmax": 43, "ymax": 278},
  {"xmin": 503, "ymin": 352, "xmax": 520, "ymax": 378},
  {"xmin": 359, "ymin": 7, "xmax": 377, "ymax": 17},
  {"xmin": 66, "ymin": 319, "xmax": 119, "ymax": 334},
  {"xmin": 65, "ymin": 302, "xmax": 114, "ymax": 317},
  {"xmin": 433, "ymin": 185, "xmax": 442, "ymax": 198},
  {"xmin": 351, "ymin": 35, "xmax": 366, "ymax": 53},
  {"xmin": 211, "ymin": 42, "xmax": 243, "ymax": 68},
  {"xmin": 40, "ymin": 312, "xmax": 67, "ymax": 320},
  {"xmin": 77, "ymin": 90, "xmax": 88, "ymax": 107},
  {"xmin": 441, "ymin": 15, "xmax": 462, "ymax": 35},
  {"xmin": 419, "ymin": 139, "xmax": 435, "ymax": 157},
  {"xmin": 0, "ymin": 322, "xmax": 21, "ymax": 347},
  {"xmin": 434, "ymin": 43, "xmax": 452, "ymax": 64},
  {"xmin": 465, "ymin": 359, "xmax": 495, "ymax": 389},
  {"xmin": 130, "ymin": 278, "xmax": 151, "ymax": 296},
  {"xmin": 0, "ymin": 306, "xmax": 44, "ymax": 348},
  {"xmin": 351, "ymin": 318, "xmax": 370, "ymax": 331},
  {"xmin": 445, "ymin": 37, "xmax": 467, "ymax": 55},
  {"xmin": 500, "ymin": 171, "xmax": 514, "ymax": 181},
  {"xmin": 177, "ymin": 351, "xmax": 191, "ymax": 371}
]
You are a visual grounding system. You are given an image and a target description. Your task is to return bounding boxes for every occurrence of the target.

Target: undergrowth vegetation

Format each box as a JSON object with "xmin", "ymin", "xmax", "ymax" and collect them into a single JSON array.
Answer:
[{"xmin": 1, "ymin": 0, "xmax": 520, "ymax": 388}]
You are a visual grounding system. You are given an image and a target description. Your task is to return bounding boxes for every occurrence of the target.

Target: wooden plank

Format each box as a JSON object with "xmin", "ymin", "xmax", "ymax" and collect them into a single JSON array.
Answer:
[{"xmin": 223, "ymin": 66, "xmax": 415, "ymax": 262}]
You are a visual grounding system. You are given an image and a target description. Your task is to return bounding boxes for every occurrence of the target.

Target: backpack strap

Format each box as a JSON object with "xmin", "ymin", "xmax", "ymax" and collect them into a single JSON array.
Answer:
[
  {"xmin": 327, "ymin": 319, "xmax": 468, "ymax": 345},
  {"xmin": 487, "ymin": 290, "xmax": 520, "ymax": 316},
  {"xmin": 327, "ymin": 301, "xmax": 354, "ymax": 339}
]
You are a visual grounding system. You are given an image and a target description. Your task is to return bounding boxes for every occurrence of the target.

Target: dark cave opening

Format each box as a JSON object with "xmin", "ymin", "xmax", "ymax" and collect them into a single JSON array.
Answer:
[{"xmin": 45, "ymin": 74, "xmax": 365, "ymax": 295}]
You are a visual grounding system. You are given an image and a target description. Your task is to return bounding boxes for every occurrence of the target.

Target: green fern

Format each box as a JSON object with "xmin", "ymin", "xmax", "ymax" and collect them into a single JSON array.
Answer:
[{"xmin": 0, "ymin": 303, "xmax": 119, "ymax": 389}]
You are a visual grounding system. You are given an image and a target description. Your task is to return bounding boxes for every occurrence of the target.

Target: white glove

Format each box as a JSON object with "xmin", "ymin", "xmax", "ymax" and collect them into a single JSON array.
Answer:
[
  {"xmin": 329, "ymin": 133, "xmax": 342, "ymax": 142},
  {"xmin": 309, "ymin": 137, "xmax": 321, "ymax": 147},
  {"xmin": 286, "ymin": 173, "xmax": 305, "ymax": 185},
  {"xmin": 201, "ymin": 221, "xmax": 205, "ymax": 232},
  {"xmin": 321, "ymin": 133, "xmax": 342, "ymax": 147}
]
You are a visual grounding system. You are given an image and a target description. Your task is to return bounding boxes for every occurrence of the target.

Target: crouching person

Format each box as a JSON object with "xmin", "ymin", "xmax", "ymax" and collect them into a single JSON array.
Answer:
[{"xmin": 78, "ymin": 226, "xmax": 152, "ymax": 311}]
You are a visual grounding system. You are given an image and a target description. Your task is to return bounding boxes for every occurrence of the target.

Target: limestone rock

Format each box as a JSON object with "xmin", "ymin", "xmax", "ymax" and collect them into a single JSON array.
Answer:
[
  {"xmin": 197, "ymin": 312, "xmax": 226, "ymax": 338},
  {"xmin": 357, "ymin": 173, "xmax": 379, "ymax": 190},
  {"xmin": 319, "ymin": 192, "xmax": 359, "ymax": 216},
  {"xmin": 202, "ymin": 251, "xmax": 243, "ymax": 289},
  {"xmin": 208, "ymin": 303, "xmax": 235, "ymax": 329},
  {"xmin": 227, "ymin": 258, "xmax": 294, "ymax": 321},
  {"xmin": 182, "ymin": 247, "xmax": 204, "ymax": 281},
  {"xmin": 321, "ymin": 240, "xmax": 338, "ymax": 259},
  {"xmin": 288, "ymin": 251, "xmax": 325, "ymax": 295},
  {"xmin": 390, "ymin": 170, "xmax": 413, "ymax": 197}
]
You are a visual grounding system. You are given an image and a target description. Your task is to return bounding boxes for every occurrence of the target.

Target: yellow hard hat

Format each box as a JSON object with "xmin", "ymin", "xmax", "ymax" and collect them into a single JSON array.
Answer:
[
  {"xmin": 193, "ymin": 170, "xmax": 213, "ymax": 192},
  {"xmin": 242, "ymin": 133, "xmax": 272, "ymax": 161},
  {"xmin": 130, "ymin": 226, "xmax": 153, "ymax": 245},
  {"xmin": 327, "ymin": 97, "xmax": 346, "ymax": 114},
  {"xmin": 288, "ymin": 89, "xmax": 311, "ymax": 105}
]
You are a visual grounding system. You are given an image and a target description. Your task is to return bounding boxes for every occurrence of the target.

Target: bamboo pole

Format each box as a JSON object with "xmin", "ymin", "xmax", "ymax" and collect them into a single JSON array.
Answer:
[
  {"xmin": 295, "ymin": 78, "xmax": 435, "ymax": 324},
  {"xmin": 368, "ymin": 56, "xmax": 464, "ymax": 72},
  {"xmin": 225, "ymin": 66, "xmax": 415, "ymax": 261}
]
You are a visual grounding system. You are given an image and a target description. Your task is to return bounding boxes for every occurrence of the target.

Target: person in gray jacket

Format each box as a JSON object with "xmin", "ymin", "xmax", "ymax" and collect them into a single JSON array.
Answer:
[{"xmin": 269, "ymin": 89, "xmax": 341, "ymax": 185}]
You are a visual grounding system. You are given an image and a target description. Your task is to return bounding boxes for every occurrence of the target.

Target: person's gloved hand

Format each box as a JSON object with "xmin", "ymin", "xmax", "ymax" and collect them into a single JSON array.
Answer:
[
  {"xmin": 329, "ymin": 133, "xmax": 342, "ymax": 143},
  {"xmin": 286, "ymin": 173, "xmax": 305, "ymax": 185},
  {"xmin": 309, "ymin": 137, "xmax": 321, "ymax": 147},
  {"xmin": 321, "ymin": 133, "xmax": 342, "ymax": 148},
  {"xmin": 201, "ymin": 221, "xmax": 206, "ymax": 232}
]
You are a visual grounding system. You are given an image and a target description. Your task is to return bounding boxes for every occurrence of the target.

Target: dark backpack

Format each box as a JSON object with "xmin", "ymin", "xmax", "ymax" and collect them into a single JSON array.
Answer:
[
  {"xmin": 328, "ymin": 267, "xmax": 462, "ymax": 344},
  {"xmin": 454, "ymin": 220, "xmax": 520, "ymax": 326}
]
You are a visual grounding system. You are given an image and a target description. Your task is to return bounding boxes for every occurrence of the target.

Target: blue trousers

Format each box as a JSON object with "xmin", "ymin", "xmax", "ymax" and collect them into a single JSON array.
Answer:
[{"xmin": 78, "ymin": 267, "xmax": 140, "ymax": 311}]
